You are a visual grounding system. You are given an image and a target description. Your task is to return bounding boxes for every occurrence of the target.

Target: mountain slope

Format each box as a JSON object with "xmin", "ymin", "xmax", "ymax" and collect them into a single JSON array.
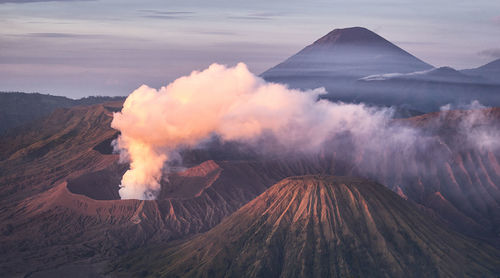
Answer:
[
  {"xmin": 260, "ymin": 28, "xmax": 500, "ymax": 112},
  {"xmin": 1, "ymin": 103, "xmax": 500, "ymax": 276},
  {"xmin": 0, "ymin": 101, "xmax": 123, "ymax": 205},
  {"xmin": 0, "ymin": 92, "xmax": 124, "ymax": 134},
  {"xmin": 356, "ymin": 67, "xmax": 500, "ymax": 111},
  {"xmin": 113, "ymin": 176, "xmax": 500, "ymax": 278},
  {"xmin": 262, "ymin": 27, "xmax": 432, "ymax": 80},
  {"xmin": 462, "ymin": 59, "xmax": 500, "ymax": 84}
]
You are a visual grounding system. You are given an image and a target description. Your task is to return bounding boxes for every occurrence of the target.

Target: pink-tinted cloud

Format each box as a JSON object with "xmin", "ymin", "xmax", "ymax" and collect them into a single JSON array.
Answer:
[{"xmin": 111, "ymin": 63, "xmax": 395, "ymax": 199}]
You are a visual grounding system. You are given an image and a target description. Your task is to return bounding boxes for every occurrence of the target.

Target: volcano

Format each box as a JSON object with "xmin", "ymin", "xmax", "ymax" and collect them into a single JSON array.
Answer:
[
  {"xmin": 113, "ymin": 176, "xmax": 500, "ymax": 277},
  {"xmin": 261, "ymin": 27, "xmax": 432, "ymax": 81},
  {"xmin": 261, "ymin": 27, "xmax": 500, "ymax": 112}
]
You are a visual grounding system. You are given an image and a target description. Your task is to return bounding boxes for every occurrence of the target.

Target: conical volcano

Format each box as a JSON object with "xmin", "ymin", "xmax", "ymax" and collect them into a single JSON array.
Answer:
[
  {"xmin": 262, "ymin": 27, "xmax": 432, "ymax": 80},
  {"xmin": 113, "ymin": 176, "xmax": 500, "ymax": 278}
]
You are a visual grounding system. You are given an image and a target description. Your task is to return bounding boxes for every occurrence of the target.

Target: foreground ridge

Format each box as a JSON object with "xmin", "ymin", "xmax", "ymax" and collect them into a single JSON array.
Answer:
[{"xmin": 113, "ymin": 175, "xmax": 500, "ymax": 278}]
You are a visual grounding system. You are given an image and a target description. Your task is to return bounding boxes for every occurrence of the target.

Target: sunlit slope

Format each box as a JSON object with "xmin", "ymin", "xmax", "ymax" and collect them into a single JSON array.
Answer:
[{"xmin": 114, "ymin": 176, "xmax": 500, "ymax": 278}]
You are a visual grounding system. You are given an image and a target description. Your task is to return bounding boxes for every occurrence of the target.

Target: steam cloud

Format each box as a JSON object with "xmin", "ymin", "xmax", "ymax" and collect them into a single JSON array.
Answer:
[
  {"xmin": 111, "ymin": 63, "xmax": 391, "ymax": 199},
  {"xmin": 111, "ymin": 63, "xmax": 498, "ymax": 200}
]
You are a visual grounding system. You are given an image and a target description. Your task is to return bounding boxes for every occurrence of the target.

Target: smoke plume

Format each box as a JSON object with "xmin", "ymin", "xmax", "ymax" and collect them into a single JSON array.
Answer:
[
  {"xmin": 111, "ymin": 63, "xmax": 498, "ymax": 200},
  {"xmin": 112, "ymin": 63, "xmax": 394, "ymax": 199}
]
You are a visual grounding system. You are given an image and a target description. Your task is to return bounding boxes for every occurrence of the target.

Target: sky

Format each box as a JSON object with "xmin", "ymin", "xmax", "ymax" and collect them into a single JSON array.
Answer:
[{"xmin": 1, "ymin": 0, "xmax": 499, "ymax": 98}]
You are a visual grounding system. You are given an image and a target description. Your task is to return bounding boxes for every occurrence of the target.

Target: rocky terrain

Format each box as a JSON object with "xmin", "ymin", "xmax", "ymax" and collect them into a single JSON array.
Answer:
[
  {"xmin": 112, "ymin": 176, "xmax": 500, "ymax": 278},
  {"xmin": 1, "ymin": 100, "xmax": 500, "ymax": 276},
  {"xmin": 0, "ymin": 92, "xmax": 124, "ymax": 134},
  {"xmin": 1, "ymin": 27, "xmax": 500, "ymax": 277}
]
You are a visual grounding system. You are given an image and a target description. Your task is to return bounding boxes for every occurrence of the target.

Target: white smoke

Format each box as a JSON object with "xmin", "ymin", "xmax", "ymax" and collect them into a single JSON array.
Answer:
[
  {"xmin": 111, "ymin": 63, "xmax": 397, "ymax": 199},
  {"xmin": 111, "ymin": 63, "xmax": 499, "ymax": 200},
  {"xmin": 438, "ymin": 100, "xmax": 499, "ymax": 150},
  {"xmin": 440, "ymin": 100, "xmax": 487, "ymax": 111}
]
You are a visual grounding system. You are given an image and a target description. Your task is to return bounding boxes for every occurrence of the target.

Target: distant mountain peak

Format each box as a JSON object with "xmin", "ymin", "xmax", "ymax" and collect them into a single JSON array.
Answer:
[
  {"xmin": 261, "ymin": 26, "xmax": 432, "ymax": 79},
  {"xmin": 312, "ymin": 27, "xmax": 390, "ymax": 46}
]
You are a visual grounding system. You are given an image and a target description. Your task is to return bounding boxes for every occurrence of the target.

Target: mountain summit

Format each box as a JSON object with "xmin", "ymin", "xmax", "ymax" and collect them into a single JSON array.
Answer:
[
  {"xmin": 114, "ymin": 176, "xmax": 500, "ymax": 277},
  {"xmin": 311, "ymin": 26, "xmax": 407, "ymax": 49},
  {"xmin": 262, "ymin": 27, "xmax": 432, "ymax": 80}
]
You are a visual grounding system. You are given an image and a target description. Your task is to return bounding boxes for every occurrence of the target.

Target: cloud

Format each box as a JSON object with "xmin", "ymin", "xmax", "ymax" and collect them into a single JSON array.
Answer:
[
  {"xmin": 143, "ymin": 15, "xmax": 192, "ymax": 20},
  {"xmin": 138, "ymin": 9, "xmax": 194, "ymax": 20},
  {"xmin": 194, "ymin": 30, "xmax": 238, "ymax": 36},
  {"xmin": 227, "ymin": 12, "xmax": 284, "ymax": 21},
  {"xmin": 12, "ymin": 32, "xmax": 107, "ymax": 39},
  {"xmin": 0, "ymin": 0, "xmax": 91, "ymax": 3},
  {"xmin": 359, "ymin": 69, "xmax": 433, "ymax": 81},
  {"xmin": 394, "ymin": 41, "xmax": 439, "ymax": 46},
  {"xmin": 111, "ymin": 63, "xmax": 500, "ymax": 200},
  {"xmin": 138, "ymin": 10, "xmax": 194, "ymax": 15},
  {"xmin": 477, "ymin": 48, "xmax": 500, "ymax": 59},
  {"xmin": 111, "ymin": 63, "xmax": 395, "ymax": 199},
  {"xmin": 227, "ymin": 16, "xmax": 272, "ymax": 21},
  {"xmin": 440, "ymin": 100, "xmax": 487, "ymax": 112}
]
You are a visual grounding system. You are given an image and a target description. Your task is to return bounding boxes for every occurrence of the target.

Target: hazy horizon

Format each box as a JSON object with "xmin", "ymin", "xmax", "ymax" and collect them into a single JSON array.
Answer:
[{"xmin": 1, "ymin": 0, "xmax": 499, "ymax": 98}]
